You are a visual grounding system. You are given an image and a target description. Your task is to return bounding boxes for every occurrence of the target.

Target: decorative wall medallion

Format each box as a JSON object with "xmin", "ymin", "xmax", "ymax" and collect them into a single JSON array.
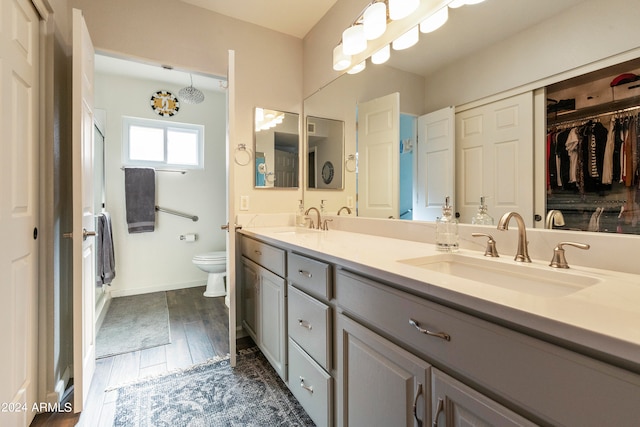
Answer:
[{"xmin": 150, "ymin": 90, "xmax": 180, "ymax": 117}]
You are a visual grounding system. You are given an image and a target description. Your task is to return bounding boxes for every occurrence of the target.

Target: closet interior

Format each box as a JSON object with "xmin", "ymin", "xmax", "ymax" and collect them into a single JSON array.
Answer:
[{"xmin": 546, "ymin": 57, "xmax": 640, "ymax": 235}]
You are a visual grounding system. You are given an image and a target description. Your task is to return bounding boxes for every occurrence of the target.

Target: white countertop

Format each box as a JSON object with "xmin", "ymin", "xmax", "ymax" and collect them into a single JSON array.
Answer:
[{"xmin": 240, "ymin": 226, "xmax": 640, "ymax": 373}]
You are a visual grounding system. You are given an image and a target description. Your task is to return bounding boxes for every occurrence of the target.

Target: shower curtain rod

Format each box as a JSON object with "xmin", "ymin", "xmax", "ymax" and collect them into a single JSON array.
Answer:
[{"xmin": 120, "ymin": 166, "xmax": 187, "ymax": 174}]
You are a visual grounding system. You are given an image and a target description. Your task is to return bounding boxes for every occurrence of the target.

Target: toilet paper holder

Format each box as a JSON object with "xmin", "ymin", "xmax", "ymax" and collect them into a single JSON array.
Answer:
[{"xmin": 180, "ymin": 234, "xmax": 198, "ymax": 242}]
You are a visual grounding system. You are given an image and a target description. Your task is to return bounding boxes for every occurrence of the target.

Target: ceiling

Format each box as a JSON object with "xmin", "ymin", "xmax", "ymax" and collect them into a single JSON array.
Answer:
[
  {"xmin": 94, "ymin": 54, "xmax": 226, "ymax": 91},
  {"xmin": 177, "ymin": 0, "xmax": 339, "ymax": 39}
]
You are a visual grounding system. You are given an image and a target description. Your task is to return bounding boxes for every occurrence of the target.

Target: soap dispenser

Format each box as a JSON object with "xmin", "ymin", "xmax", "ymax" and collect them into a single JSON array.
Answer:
[
  {"xmin": 436, "ymin": 196, "xmax": 459, "ymax": 252},
  {"xmin": 471, "ymin": 196, "xmax": 494, "ymax": 225},
  {"xmin": 295, "ymin": 200, "xmax": 306, "ymax": 227}
]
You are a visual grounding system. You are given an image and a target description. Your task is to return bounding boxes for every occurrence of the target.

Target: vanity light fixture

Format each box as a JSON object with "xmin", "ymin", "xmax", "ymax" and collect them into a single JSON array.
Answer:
[
  {"xmin": 334, "ymin": 0, "xmax": 490, "ymax": 74},
  {"xmin": 343, "ymin": 24, "xmax": 367, "ymax": 56},
  {"xmin": 363, "ymin": 1, "xmax": 387, "ymax": 40},
  {"xmin": 371, "ymin": 44, "xmax": 390, "ymax": 64},
  {"xmin": 389, "ymin": 0, "xmax": 419, "ymax": 20},
  {"xmin": 333, "ymin": 44, "xmax": 352, "ymax": 71},
  {"xmin": 392, "ymin": 26, "xmax": 419, "ymax": 50},
  {"xmin": 420, "ymin": 6, "xmax": 448, "ymax": 33},
  {"xmin": 347, "ymin": 61, "xmax": 366, "ymax": 75}
]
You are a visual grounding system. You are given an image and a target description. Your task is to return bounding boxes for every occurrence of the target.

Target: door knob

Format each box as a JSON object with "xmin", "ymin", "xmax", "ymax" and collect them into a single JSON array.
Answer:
[{"xmin": 82, "ymin": 228, "xmax": 97, "ymax": 241}]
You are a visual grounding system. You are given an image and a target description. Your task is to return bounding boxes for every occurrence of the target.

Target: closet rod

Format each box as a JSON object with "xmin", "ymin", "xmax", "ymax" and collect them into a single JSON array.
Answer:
[
  {"xmin": 548, "ymin": 100, "xmax": 640, "ymax": 127},
  {"xmin": 120, "ymin": 166, "xmax": 187, "ymax": 174}
]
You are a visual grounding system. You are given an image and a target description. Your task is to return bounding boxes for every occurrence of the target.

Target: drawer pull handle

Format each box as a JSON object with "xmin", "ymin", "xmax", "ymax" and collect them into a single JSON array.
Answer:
[
  {"xmin": 432, "ymin": 398, "xmax": 444, "ymax": 427},
  {"xmin": 254, "ymin": 249, "xmax": 262, "ymax": 255},
  {"xmin": 298, "ymin": 269, "xmax": 312, "ymax": 278},
  {"xmin": 299, "ymin": 376, "xmax": 314, "ymax": 394},
  {"xmin": 297, "ymin": 318, "xmax": 312, "ymax": 330},
  {"xmin": 413, "ymin": 382, "xmax": 423, "ymax": 426},
  {"xmin": 409, "ymin": 319, "xmax": 451, "ymax": 341}
]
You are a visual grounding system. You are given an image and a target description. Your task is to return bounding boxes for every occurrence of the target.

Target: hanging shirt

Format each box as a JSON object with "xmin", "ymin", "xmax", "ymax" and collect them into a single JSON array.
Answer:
[
  {"xmin": 566, "ymin": 127, "xmax": 580, "ymax": 183},
  {"xmin": 602, "ymin": 117, "xmax": 614, "ymax": 185}
]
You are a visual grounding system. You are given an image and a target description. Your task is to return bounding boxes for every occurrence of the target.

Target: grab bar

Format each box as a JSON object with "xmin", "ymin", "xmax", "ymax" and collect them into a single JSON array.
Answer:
[{"xmin": 155, "ymin": 206, "xmax": 199, "ymax": 222}]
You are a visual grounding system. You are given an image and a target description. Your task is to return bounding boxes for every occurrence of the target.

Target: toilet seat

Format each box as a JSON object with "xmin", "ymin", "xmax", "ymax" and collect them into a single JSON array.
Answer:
[{"xmin": 193, "ymin": 251, "xmax": 226, "ymax": 262}]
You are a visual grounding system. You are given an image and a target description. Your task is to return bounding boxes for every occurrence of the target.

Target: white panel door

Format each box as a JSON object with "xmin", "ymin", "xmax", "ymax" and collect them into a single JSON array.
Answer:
[
  {"xmin": 72, "ymin": 8, "xmax": 96, "ymax": 413},
  {"xmin": 415, "ymin": 107, "xmax": 455, "ymax": 221},
  {"xmin": 0, "ymin": 0, "xmax": 39, "ymax": 424},
  {"xmin": 357, "ymin": 92, "xmax": 400, "ymax": 218},
  {"xmin": 226, "ymin": 50, "xmax": 237, "ymax": 367},
  {"xmin": 455, "ymin": 92, "xmax": 534, "ymax": 225}
]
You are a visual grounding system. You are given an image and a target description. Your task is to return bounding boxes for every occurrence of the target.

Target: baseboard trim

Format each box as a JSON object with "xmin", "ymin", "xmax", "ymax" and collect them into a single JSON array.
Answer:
[{"xmin": 109, "ymin": 280, "xmax": 206, "ymax": 298}]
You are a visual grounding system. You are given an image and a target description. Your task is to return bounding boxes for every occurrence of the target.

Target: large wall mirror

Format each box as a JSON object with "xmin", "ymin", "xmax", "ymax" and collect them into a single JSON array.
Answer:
[
  {"xmin": 306, "ymin": 116, "xmax": 345, "ymax": 190},
  {"xmin": 254, "ymin": 107, "xmax": 299, "ymax": 188},
  {"xmin": 302, "ymin": 0, "xmax": 640, "ymax": 236}
]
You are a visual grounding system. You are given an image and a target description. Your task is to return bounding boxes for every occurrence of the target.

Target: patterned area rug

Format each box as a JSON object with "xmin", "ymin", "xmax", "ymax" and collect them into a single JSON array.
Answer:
[{"xmin": 112, "ymin": 347, "xmax": 315, "ymax": 426}]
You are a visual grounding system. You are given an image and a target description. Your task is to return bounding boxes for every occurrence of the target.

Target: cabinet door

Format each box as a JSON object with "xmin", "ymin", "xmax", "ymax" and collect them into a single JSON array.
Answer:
[
  {"xmin": 337, "ymin": 314, "xmax": 430, "ymax": 427},
  {"xmin": 259, "ymin": 267, "xmax": 287, "ymax": 381},
  {"xmin": 431, "ymin": 369, "xmax": 536, "ymax": 427},
  {"xmin": 241, "ymin": 257, "xmax": 259, "ymax": 341}
]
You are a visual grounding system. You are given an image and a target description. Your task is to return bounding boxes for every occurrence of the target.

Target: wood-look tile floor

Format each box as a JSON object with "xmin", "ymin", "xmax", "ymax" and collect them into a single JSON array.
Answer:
[{"xmin": 31, "ymin": 286, "xmax": 250, "ymax": 427}]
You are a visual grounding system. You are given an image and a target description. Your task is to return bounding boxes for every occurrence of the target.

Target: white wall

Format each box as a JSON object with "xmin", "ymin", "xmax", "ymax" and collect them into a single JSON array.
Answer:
[{"xmin": 95, "ymin": 72, "xmax": 227, "ymax": 295}]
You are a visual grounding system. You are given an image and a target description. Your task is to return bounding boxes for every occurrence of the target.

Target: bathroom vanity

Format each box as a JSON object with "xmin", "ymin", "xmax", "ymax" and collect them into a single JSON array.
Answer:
[{"xmin": 237, "ymin": 227, "xmax": 640, "ymax": 427}]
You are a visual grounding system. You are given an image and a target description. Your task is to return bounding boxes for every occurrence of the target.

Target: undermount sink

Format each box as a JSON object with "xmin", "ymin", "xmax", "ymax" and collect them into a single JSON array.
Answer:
[{"xmin": 397, "ymin": 253, "xmax": 600, "ymax": 297}]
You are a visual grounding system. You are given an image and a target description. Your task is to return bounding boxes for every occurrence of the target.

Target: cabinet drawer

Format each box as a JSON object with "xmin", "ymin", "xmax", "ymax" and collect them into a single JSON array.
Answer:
[
  {"xmin": 288, "ymin": 252, "xmax": 331, "ymax": 300},
  {"xmin": 288, "ymin": 338, "xmax": 333, "ymax": 427},
  {"xmin": 336, "ymin": 269, "xmax": 640, "ymax": 427},
  {"xmin": 241, "ymin": 236, "xmax": 285, "ymax": 277},
  {"xmin": 288, "ymin": 285, "xmax": 332, "ymax": 370}
]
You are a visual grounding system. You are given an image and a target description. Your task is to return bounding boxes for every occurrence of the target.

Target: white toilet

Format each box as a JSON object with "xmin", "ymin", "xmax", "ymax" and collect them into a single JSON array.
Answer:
[{"xmin": 192, "ymin": 251, "xmax": 227, "ymax": 301}]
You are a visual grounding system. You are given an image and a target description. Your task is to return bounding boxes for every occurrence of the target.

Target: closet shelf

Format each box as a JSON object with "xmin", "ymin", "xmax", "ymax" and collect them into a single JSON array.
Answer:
[{"xmin": 547, "ymin": 95, "xmax": 640, "ymax": 126}]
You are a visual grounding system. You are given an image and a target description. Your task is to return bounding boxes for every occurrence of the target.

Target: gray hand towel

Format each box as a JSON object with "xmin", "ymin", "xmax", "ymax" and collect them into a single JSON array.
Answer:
[
  {"xmin": 96, "ymin": 212, "xmax": 116, "ymax": 285},
  {"xmin": 124, "ymin": 167, "xmax": 156, "ymax": 233}
]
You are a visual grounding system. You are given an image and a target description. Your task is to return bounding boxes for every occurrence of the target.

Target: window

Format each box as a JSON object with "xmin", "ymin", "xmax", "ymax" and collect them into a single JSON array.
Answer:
[{"xmin": 123, "ymin": 116, "xmax": 204, "ymax": 169}]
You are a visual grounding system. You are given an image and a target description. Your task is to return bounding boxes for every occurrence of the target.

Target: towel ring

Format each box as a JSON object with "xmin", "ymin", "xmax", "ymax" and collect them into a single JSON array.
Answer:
[
  {"xmin": 345, "ymin": 154, "xmax": 356, "ymax": 172},
  {"xmin": 234, "ymin": 144, "xmax": 253, "ymax": 166}
]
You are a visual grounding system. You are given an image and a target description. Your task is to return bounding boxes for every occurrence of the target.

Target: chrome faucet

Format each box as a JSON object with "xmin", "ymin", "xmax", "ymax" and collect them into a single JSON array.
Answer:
[
  {"xmin": 497, "ymin": 212, "xmax": 531, "ymax": 262},
  {"xmin": 337, "ymin": 206, "xmax": 352, "ymax": 215},
  {"xmin": 304, "ymin": 207, "xmax": 321, "ymax": 229}
]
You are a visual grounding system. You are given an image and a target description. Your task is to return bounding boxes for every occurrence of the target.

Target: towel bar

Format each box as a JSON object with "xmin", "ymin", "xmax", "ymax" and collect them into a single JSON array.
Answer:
[{"xmin": 155, "ymin": 206, "xmax": 198, "ymax": 222}]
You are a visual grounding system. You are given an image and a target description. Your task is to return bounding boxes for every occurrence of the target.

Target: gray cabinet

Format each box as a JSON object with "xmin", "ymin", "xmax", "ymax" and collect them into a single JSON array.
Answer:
[
  {"xmin": 336, "ymin": 268, "xmax": 640, "ymax": 426},
  {"xmin": 241, "ymin": 258, "xmax": 259, "ymax": 339},
  {"xmin": 240, "ymin": 236, "xmax": 287, "ymax": 381},
  {"xmin": 431, "ymin": 369, "xmax": 535, "ymax": 427},
  {"xmin": 337, "ymin": 314, "xmax": 430, "ymax": 427},
  {"xmin": 287, "ymin": 252, "xmax": 334, "ymax": 426}
]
